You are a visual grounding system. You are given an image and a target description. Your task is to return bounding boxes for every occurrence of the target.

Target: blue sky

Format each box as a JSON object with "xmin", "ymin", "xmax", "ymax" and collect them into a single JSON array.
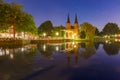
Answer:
[{"xmin": 4, "ymin": 0, "xmax": 120, "ymax": 31}]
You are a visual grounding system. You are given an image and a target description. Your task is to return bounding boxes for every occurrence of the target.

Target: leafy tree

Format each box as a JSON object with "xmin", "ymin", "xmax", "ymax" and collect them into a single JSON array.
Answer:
[
  {"xmin": 95, "ymin": 27, "xmax": 100, "ymax": 36},
  {"xmin": 102, "ymin": 23, "xmax": 119, "ymax": 35},
  {"xmin": 0, "ymin": 1, "xmax": 37, "ymax": 39},
  {"xmin": 80, "ymin": 31, "xmax": 86, "ymax": 39},
  {"xmin": 0, "ymin": 1, "xmax": 12, "ymax": 30},
  {"xmin": 18, "ymin": 12, "xmax": 38, "ymax": 37},
  {"xmin": 38, "ymin": 20, "xmax": 53, "ymax": 36},
  {"xmin": 51, "ymin": 25, "xmax": 65, "ymax": 37},
  {"xmin": 99, "ymin": 31, "xmax": 104, "ymax": 36},
  {"xmin": 80, "ymin": 22, "xmax": 96, "ymax": 40},
  {"xmin": 0, "ymin": 0, "xmax": 4, "ymax": 3}
]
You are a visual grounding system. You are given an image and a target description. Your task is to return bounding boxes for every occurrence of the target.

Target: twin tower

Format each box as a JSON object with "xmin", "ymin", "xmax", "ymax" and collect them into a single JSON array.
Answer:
[
  {"xmin": 66, "ymin": 14, "xmax": 79, "ymax": 30},
  {"xmin": 65, "ymin": 14, "xmax": 79, "ymax": 39}
]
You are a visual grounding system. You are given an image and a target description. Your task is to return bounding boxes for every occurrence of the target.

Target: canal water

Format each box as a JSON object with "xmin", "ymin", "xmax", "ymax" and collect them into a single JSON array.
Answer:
[{"xmin": 0, "ymin": 42, "xmax": 120, "ymax": 80}]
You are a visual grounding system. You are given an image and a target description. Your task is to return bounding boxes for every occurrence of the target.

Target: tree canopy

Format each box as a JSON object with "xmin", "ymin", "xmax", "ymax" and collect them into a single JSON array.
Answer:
[
  {"xmin": 95, "ymin": 27, "xmax": 100, "ymax": 36},
  {"xmin": 38, "ymin": 20, "xmax": 53, "ymax": 36},
  {"xmin": 80, "ymin": 22, "xmax": 96, "ymax": 40},
  {"xmin": 0, "ymin": 0, "xmax": 37, "ymax": 38},
  {"xmin": 102, "ymin": 23, "xmax": 119, "ymax": 35},
  {"xmin": 51, "ymin": 25, "xmax": 65, "ymax": 37}
]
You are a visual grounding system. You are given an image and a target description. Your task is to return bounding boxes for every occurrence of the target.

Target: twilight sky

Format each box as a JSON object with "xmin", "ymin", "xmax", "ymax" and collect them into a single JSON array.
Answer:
[{"xmin": 4, "ymin": 0, "xmax": 120, "ymax": 31}]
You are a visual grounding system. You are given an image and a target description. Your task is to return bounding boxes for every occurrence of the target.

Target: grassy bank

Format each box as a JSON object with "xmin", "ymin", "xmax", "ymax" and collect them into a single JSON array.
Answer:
[
  {"xmin": 0, "ymin": 40, "xmax": 30, "ymax": 48},
  {"xmin": 0, "ymin": 38, "xmax": 92, "ymax": 48},
  {"xmin": 31, "ymin": 39, "xmax": 90, "ymax": 44},
  {"xmin": 94, "ymin": 37, "xmax": 115, "ymax": 42}
]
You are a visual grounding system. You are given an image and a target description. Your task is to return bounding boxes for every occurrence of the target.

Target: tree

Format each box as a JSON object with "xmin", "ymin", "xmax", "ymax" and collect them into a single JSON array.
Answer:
[
  {"xmin": 18, "ymin": 12, "xmax": 38, "ymax": 37},
  {"xmin": 0, "ymin": 1, "xmax": 37, "ymax": 39},
  {"xmin": 0, "ymin": 1, "xmax": 12, "ymax": 30},
  {"xmin": 80, "ymin": 22, "xmax": 96, "ymax": 40},
  {"xmin": 95, "ymin": 27, "xmax": 100, "ymax": 36},
  {"xmin": 38, "ymin": 20, "xmax": 53, "ymax": 36},
  {"xmin": 80, "ymin": 31, "xmax": 86, "ymax": 39},
  {"xmin": 10, "ymin": 2, "xmax": 23, "ymax": 39},
  {"xmin": 102, "ymin": 23, "xmax": 119, "ymax": 35},
  {"xmin": 51, "ymin": 25, "xmax": 65, "ymax": 37},
  {"xmin": 99, "ymin": 31, "xmax": 104, "ymax": 36},
  {"xmin": 0, "ymin": 2, "xmax": 23, "ymax": 38},
  {"xmin": 0, "ymin": 0, "xmax": 4, "ymax": 4}
]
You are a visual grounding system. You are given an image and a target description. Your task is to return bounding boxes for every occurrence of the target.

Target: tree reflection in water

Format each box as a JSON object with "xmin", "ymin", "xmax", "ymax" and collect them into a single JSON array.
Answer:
[
  {"xmin": 37, "ymin": 42, "xmax": 96, "ymax": 64},
  {"xmin": 94, "ymin": 42, "xmax": 100, "ymax": 50},
  {"xmin": 103, "ymin": 42, "xmax": 120, "ymax": 55},
  {"xmin": 1, "ymin": 42, "xmax": 120, "ymax": 80},
  {"xmin": 37, "ymin": 44, "xmax": 54, "ymax": 58},
  {"xmin": 79, "ymin": 42, "xmax": 96, "ymax": 59},
  {"xmin": 0, "ymin": 44, "xmax": 38, "ymax": 80}
]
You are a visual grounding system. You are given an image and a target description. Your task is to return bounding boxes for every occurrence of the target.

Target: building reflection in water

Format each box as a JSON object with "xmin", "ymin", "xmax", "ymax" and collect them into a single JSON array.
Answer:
[
  {"xmin": 37, "ymin": 42, "xmax": 96, "ymax": 66},
  {"xmin": 65, "ymin": 42, "xmax": 79, "ymax": 65},
  {"xmin": 1, "ymin": 42, "xmax": 120, "ymax": 80},
  {"xmin": 2, "ymin": 42, "xmax": 120, "ymax": 63},
  {"xmin": 65, "ymin": 42, "xmax": 97, "ymax": 66}
]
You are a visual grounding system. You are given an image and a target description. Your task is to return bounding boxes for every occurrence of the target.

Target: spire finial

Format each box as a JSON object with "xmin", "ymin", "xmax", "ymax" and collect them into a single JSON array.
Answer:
[
  {"xmin": 67, "ymin": 13, "xmax": 70, "ymax": 23},
  {"xmin": 74, "ymin": 13, "xmax": 78, "ymax": 23}
]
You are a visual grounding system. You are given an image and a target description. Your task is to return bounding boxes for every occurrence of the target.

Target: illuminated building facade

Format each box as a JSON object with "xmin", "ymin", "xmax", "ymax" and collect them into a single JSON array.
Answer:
[{"xmin": 64, "ymin": 14, "xmax": 79, "ymax": 39}]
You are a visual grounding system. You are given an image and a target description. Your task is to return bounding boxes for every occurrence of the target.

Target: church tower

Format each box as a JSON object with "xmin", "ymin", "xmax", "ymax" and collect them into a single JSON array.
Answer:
[
  {"xmin": 74, "ymin": 14, "xmax": 79, "ymax": 29},
  {"xmin": 74, "ymin": 14, "xmax": 79, "ymax": 38},
  {"xmin": 66, "ymin": 14, "xmax": 71, "ymax": 29},
  {"xmin": 65, "ymin": 14, "xmax": 79, "ymax": 39}
]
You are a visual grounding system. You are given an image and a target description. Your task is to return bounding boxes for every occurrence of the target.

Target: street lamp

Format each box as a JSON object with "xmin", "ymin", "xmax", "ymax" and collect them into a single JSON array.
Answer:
[
  {"xmin": 43, "ymin": 33, "xmax": 46, "ymax": 37},
  {"xmin": 56, "ymin": 32, "xmax": 59, "ymax": 36},
  {"xmin": 56, "ymin": 32, "xmax": 59, "ymax": 39}
]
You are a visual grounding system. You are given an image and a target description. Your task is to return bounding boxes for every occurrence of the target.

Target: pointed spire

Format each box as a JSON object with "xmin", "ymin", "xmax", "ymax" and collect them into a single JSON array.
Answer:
[
  {"xmin": 74, "ymin": 14, "xmax": 78, "ymax": 23},
  {"xmin": 67, "ymin": 13, "xmax": 70, "ymax": 23}
]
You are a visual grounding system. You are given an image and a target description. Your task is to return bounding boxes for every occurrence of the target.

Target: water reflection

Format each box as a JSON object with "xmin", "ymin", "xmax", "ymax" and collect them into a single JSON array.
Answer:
[
  {"xmin": 1, "ymin": 42, "xmax": 120, "ymax": 80},
  {"xmin": 0, "ymin": 44, "xmax": 37, "ymax": 59},
  {"xmin": 37, "ymin": 42, "xmax": 96, "ymax": 62},
  {"xmin": 79, "ymin": 42, "xmax": 96, "ymax": 59},
  {"xmin": 94, "ymin": 42, "xmax": 100, "ymax": 50},
  {"xmin": 1, "ymin": 42, "xmax": 120, "ymax": 61},
  {"xmin": 103, "ymin": 42, "xmax": 120, "ymax": 55},
  {"xmin": 37, "ymin": 42, "xmax": 120, "ymax": 62},
  {"xmin": 65, "ymin": 42, "xmax": 79, "ymax": 65}
]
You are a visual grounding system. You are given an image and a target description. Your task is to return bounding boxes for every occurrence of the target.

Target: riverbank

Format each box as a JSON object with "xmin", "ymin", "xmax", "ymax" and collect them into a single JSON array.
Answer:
[
  {"xmin": 94, "ymin": 37, "xmax": 115, "ymax": 42},
  {"xmin": 0, "ymin": 39, "xmax": 89, "ymax": 47},
  {"xmin": 0, "ymin": 37, "xmax": 116, "ymax": 48},
  {"xmin": 31, "ymin": 39, "xmax": 90, "ymax": 44},
  {"xmin": 0, "ymin": 40, "xmax": 30, "ymax": 48}
]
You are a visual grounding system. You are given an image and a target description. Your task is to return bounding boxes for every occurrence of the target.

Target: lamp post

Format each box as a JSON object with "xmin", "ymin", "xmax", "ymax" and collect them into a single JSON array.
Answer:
[
  {"xmin": 56, "ymin": 32, "xmax": 59, "ymax": 35},
  {"xmin": 56, "ymin": 32, "xmax": 59, "ymax": 39},
  {"xmin": 43, "ymin": 33, "xmax": 46, "ymax": 40},
  {"xmin": 43, "ymin": 33, "xmax": 46, "ymax": 37}
]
